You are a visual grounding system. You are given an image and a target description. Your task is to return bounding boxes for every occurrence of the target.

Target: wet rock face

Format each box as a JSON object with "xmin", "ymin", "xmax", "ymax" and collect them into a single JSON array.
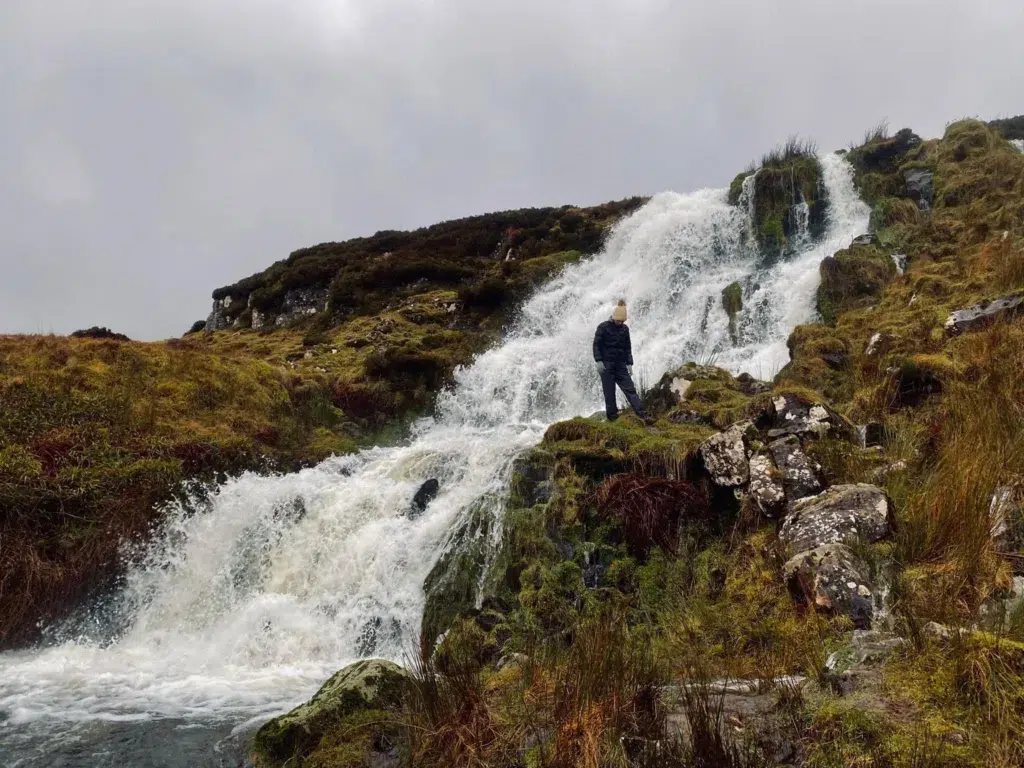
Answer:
[
  {"xmin": 768, "ymin": 436, "xmax": 823, "ymax": 501},
  {"xmin": 748, "ymin": 452, "xmax": 785, "ymax": 514},
  {"xmin": 781, "ymin": 484, "xmax": 891, "ymax": 554},
  {"xmin": 784, "ymin": 544, "xmax": 874, "ymax": 629},
  {"xmin": 511, "ymin": 455, "xmax": 553, "ymax": 508},
  {"xmin": 699, "ymin": 421, "xmax": 753, "ymax": 487},
  {"xmin": 945, "ymin": 293, "xmax": 1024, "ymax": 335},
  {"xmin": 903, "ymin": 167, "xmax": 934, "ymax": 210},
  {"xmin": 252, "ymin": 659, "xmax": 409, "ymax": 768}
]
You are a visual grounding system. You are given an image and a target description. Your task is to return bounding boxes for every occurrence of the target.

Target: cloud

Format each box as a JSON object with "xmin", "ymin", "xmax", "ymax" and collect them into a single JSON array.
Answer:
[{"xmin": 1, "ymin": 0, "xmax": 1021, "ymax": 339}]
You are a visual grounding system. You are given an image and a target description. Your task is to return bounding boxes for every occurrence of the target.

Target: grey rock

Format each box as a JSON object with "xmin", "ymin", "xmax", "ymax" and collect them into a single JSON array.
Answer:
[
  {"xmin": 990, "ymin": 483, "xmax": 1024, "ymax": 569},
  {"xmin": 766, "ymin": 394, "xmax": 834, "ymax": 440},
  {"xmin": 784, "ymin": 544, "xmax": 875, "ymax": 629},
  {"xmin": 699, "ymin": 421, "xmax": 754, "ymax": 487},
  {"xmin": 851, "ymin": 233, "xmax": 879, "ymax": 247},
  {"xmin": 769, "ymin": 435, "xmax": 823, "ymax": 501},
  {"xmin": 891, "ymin": 253, "xmax": 908, "ymax": 275},
  {"xmin": 736, "ymin": 371, "xmax": 772, "ymax": 396},
  {"xmin": 748, "ymin": 452, "xmax": 785, "ymax": 513},
  {"xmin": 855, "ymin": 423, "xmax": 885, "ymax": 449},
  {"xmin": 903, "ymin": 167, "xmax": 934, "ymax": 210},
  {"xmin": 945, "ymin": 293, "xmax": 1024, "ymax": 335},
  {"xmin": 781, "ymin": 484, "xmax": 891, "ymax": 554}
]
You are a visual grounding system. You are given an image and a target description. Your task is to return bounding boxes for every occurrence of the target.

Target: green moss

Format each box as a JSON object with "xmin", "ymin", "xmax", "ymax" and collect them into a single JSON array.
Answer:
[
  {"xmin": 252, "ymin": 659, "xmax": 409, "ymax": 768},
  {"xmin": 817, "ymin": 245, "xmax": 897, "ymax": 325},
  {"xmin": 421, "ymin": 501, "xmax": 496, "ymax": 654},
  {"xmin": 727, "ymin": 169, "xmax": 755, "ymax": 206}
]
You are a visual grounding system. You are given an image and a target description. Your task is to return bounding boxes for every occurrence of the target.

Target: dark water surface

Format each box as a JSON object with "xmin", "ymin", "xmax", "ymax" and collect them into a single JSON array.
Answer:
[{"xmin": 0, "ymin": 717, "xmax": 257, "ymax": 768}]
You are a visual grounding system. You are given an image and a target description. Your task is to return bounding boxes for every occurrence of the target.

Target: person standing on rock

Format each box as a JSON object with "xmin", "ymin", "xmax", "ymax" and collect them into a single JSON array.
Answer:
[{"xmin": 593, "ymin": 300, "xmax": 655, "ymax": 425}]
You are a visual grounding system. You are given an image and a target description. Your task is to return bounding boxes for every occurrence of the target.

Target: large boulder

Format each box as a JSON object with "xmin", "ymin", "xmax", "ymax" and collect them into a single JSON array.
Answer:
[
  {"xmin": 945, "ymin": 293, "xmax": 1024, "ymax": 335},
  {"xmin": 781, "ymin": 484, "xmax": 891, "ymax": 554},
  {"xmin": 768, "ymin": 436, "xmax": 823, "ymax": 501},
  {"xmin": 784, "ymin": 544, "xmax": 875, "ymax": 629},
  {"xmin": 252, "ymin": 659, "xmax": 410, "ymax": 768},
  {"xmin": 699, "ymin": 421, "xmax": 754, "ymax": 487}
]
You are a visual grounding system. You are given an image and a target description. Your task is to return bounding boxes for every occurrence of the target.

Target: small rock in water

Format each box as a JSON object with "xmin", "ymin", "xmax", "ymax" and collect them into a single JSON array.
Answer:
[{"xmin": 410, "ymin": 478, "xmax": 441, "ymax": 518}]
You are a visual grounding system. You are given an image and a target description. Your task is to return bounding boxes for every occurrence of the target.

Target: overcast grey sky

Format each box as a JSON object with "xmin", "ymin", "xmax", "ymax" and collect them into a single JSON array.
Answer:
[{"xmin": 1, "ymin": 0, "xmax": 1021, "ymax": 340}]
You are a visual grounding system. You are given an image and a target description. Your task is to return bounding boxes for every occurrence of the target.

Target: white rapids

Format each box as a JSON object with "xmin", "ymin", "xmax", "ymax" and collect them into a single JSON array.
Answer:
[{"xmin": 0, "ymin": 154, "xmax": 869, "ymax": 751}]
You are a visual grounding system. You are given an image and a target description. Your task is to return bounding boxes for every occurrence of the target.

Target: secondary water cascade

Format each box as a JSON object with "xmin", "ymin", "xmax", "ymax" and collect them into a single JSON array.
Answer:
[{"xmin": 0, "ymin": 154, "xmax": 869, "ymax": 766}]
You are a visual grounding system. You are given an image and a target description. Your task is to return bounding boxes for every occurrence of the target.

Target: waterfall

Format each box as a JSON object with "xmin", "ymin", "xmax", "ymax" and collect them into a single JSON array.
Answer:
[{"xmin": 0, "ymin": 154, "xmax": 869, "ymax": 761}]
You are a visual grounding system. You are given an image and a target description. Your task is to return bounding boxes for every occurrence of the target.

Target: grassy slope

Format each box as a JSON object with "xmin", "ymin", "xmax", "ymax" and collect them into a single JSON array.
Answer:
[
  {"xmin": 0, "ymin": 199, "xmax": 645, "ymax": 649},
  {"xmin": 277, "ymin": 120, "xmax": 1024, "ymax": 768}
]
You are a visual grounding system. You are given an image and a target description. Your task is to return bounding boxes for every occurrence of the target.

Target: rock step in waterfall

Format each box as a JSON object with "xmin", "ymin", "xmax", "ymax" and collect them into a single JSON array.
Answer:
[{"xmin": 0, "ymin": 152, "xmax": 871, "ymax": 763}]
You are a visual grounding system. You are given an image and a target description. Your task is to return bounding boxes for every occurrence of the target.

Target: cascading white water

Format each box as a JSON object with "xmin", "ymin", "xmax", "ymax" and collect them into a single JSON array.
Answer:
[{"xmin": 0, "ymin": 154, "xmax": 869, "ymax": 761}]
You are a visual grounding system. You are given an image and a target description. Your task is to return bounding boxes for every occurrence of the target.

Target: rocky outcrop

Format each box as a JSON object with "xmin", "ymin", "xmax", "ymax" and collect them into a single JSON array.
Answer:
[
  {"xmin": 944, "ymin": 293, "xmax": 1024, "ymax": 335},
  {"xmin": 781, "ymin": 484, "xmax": 891, "ymax": 554},
  {"xmin": 252, "ymin": 659, "xmax": 409, "ymax": 768},
  {"xmin": 784, "ymin": 544, "xmax": 875, "ymax": 630},
  {"xmin": 765, "ymin": 394, "xmax": 836, "ymax": 440},
  {"xmin": 699, "ymin": 421, "xmax": 754, "ymax": 487},
  {"xmin": 817, "ymin": 245, "xmax": 897, "ymax": 325},
  {"xmin": 769, "ymin": 436, "xmax": 823, "ymax": 501},
  {"xmin": 903, "ymin": 167, "xmax": 934, "ymax": 210}
]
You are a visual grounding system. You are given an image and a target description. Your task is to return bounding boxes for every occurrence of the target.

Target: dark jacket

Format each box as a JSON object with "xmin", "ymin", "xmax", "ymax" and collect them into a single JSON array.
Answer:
[{"xmin": 593, "ymin": 320, "xmax": 633, "ymax": 366}]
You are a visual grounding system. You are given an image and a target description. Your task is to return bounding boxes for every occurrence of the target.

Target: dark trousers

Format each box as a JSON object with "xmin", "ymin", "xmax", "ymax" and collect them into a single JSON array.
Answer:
[{"xmin": 600, "ymin": 363, "xmax": 645, "ymax": 420}]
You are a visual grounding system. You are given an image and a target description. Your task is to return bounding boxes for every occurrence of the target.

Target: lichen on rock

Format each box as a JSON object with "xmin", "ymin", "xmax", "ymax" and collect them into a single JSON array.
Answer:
[{"xmin": 781, "ymin": 483, "xmax": 891, "ymax": 554}]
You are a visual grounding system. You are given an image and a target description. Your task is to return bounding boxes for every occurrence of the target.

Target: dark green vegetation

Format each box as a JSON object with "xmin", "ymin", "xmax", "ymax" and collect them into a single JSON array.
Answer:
[
  {"xmin": 211, "ymin": 200, "xmax": 646, "ymax": 326},
  {"xmin": 258, "ymin": 116, "xmax": 1024, "ymax": 767},
  {"xmin": 0, "ymin": 200, "xmax": 646, "ymax": 649}
]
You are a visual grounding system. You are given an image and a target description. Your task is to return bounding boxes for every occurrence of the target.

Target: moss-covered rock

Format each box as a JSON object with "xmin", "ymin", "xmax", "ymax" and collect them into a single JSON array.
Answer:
[
  {"xmin": 420, "ymin": 501, "xmax": 496, "ymax": 655},
  {"xmin": 722, "ymin": 281, "xmax": 743, "ymax": 343},
  {"xmin": 751, "ymin": 155, "xmax": 828, "ymax": 259},
  {"xmin": 817, "ymin": 245, "xmax": 897, "ymax": 325},
  {"xmin": 252, "ymin": 659, "xmax": 410, "ymax": 767}
]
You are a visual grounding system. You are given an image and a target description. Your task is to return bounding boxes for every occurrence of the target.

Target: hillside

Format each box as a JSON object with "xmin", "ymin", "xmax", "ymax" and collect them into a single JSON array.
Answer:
[
  {"xmin": 250, "ymin": 119, "xmax": 1024, "ymax": 767},
  {"xmin": 0, "ymin": 198, "xmax": 644, "ymax": 648}
]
